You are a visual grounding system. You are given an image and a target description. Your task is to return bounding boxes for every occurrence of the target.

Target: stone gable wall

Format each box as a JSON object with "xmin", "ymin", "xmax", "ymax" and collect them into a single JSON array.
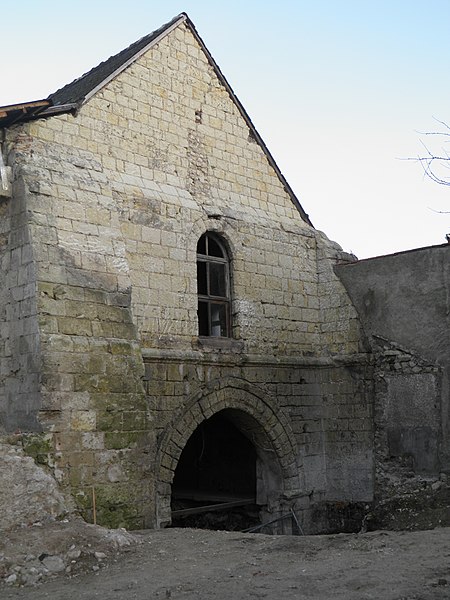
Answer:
[{"xmin": 1, "ymin": 22, "xmax": 371, "ymax": 530}]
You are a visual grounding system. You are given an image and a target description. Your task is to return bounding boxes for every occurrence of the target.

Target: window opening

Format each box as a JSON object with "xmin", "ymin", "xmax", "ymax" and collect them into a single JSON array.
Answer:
[{"xmin": 197, "ymin": 232, "xmax": 231, "ymax": 337}]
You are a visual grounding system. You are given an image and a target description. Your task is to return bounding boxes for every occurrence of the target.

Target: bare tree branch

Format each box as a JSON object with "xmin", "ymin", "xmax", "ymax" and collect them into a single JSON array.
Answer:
[
  {"xmin": 409, "ymin": 119, "xmax": 450, "ymax": 187},
  {"xmin": 428, "ymin": 207, "xmax": 450, "ymax": 214}
]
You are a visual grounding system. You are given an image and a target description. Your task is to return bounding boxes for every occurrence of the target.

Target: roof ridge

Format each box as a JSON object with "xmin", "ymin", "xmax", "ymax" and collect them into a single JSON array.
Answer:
[
  {"xmin": 49, "ymin": 13, "xmax": 187, "ymax": 106},
  {"xmin": 0, "ymin": 12, "xmax": 312, "ymax": 226}
]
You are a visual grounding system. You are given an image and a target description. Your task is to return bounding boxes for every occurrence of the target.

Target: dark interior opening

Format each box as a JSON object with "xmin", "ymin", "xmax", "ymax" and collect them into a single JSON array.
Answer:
[{"xmin": 171, "ymin": 410, "xmax": 259, "ymax": 530}]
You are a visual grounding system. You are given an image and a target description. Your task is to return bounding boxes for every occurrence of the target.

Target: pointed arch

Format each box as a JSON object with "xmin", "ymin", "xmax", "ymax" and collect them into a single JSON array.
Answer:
[{"xmin": 154, "ymin": 377, "xmax": 302, "ymax": 527}]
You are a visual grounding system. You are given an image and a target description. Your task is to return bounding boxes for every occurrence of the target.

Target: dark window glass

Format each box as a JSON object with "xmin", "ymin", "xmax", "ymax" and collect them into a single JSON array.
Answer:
[
  {"xmin": 197, "ymin": 261, "xmax": 207, "ymax": 295},
  {"xmin": 198, "ymin": 301, "xmax": 209, "ymax": 336},
  {"xmin": 207, "ymin": 236, "xmax": 223, "ymax": 258},
  {"xmin": 196, "ymin": 233, "xmax": 231, "ymax": 337},
  {"xmin": 209, "ymin": 262, "xmax": 227, "ymax": 297},
  {"xmin": 197, "ymin": 235, "xmax": 206, "ymax": 255}
]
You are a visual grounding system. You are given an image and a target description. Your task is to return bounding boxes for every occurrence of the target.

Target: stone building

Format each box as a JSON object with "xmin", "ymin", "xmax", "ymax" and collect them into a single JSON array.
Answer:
[
  {"xmin": 0, "ymin": 12, "xmax": 409, "ymax": 533},
  {"xmin": 337, "ymin": 245, "xmax": 450, "ymax": 529}
]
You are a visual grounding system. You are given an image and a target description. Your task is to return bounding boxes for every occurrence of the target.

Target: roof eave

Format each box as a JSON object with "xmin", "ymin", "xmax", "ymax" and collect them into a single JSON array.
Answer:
[
  {"xmin": 0, "ymin": 100, "xmax": 78, "ymax": 128},
  {"xmin": 0, "ymin": 100, "xmax": 51, "ymax": 128}
]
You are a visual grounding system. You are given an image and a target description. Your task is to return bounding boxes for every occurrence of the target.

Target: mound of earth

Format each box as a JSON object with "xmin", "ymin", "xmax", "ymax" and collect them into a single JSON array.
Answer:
[{"xmin": 2, "ymin": 522, "xmax": 450, "ymax": 599}]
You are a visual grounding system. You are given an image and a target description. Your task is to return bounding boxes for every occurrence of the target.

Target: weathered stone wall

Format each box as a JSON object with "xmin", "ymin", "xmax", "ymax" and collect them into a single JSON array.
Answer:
[
  {"xmin": 373, "ymin": 337, "xmax": 442, "ymax": 475},
  {"xmin": 144, "ymin": 353, "xmax": 373, "ymax": 531},
  {"xmin": 1, "ymin": 21, "xmax": 371, "ymax": 530},
  {"xmin": 2, "ymin": 129, "xmax": 154, "ymax": 528},
  {"xmin": 0, "ymin": 139, "xmax": 41, "ymax": 433},
  {"xmin": 336, "ymin": 246, "xmax": 450, "ymax": 472},
  {"xmin": 336, "ymin": 246, "xmax": 450, "ymax": 529},
  {"xmin": 316, "ymin": 231, "xmax": 364, "ymax": 356},
  {"xmin": 0, "ymin": 194, "xmax": 9, "ymax": 433}
]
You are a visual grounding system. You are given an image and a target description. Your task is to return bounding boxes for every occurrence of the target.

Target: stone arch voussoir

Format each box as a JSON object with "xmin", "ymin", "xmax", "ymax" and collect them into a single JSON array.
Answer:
[{"xmin": 154, "ymin": 377, "xmax": 302, "ymax": 527}]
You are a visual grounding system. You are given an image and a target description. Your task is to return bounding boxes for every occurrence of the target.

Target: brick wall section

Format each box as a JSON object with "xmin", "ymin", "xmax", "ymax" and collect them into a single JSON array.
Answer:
[{"xmin": 1, "ymin": 21, "xmax": 371, "ymax": 529}]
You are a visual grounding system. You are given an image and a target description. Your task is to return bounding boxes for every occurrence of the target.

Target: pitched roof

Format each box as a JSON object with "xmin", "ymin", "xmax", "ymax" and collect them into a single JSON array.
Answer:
[
  {"xmin": 49, "ymin": 14, "xmax": 185, "ymax": 106},
  {"xmin": 0, "ymin": 13, "xmax": 312, "ymax": 226}
]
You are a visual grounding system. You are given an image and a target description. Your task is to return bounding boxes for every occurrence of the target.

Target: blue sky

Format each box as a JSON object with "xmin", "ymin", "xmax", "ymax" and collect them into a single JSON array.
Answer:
[{"xmin": 3, "ymin": 0, "xmax": 450, "ymax": 258}]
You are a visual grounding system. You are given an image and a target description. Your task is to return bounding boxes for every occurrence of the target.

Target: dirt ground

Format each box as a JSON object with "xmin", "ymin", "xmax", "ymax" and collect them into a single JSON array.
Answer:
[{"xmin": 2, "ymin": 521, "xmax": 450, "ymax": 600}]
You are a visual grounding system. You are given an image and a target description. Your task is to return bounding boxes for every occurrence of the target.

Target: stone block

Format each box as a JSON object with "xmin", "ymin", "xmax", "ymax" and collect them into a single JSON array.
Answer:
[
  {"xmin": 71, "ymin": 410, "xmax": 97, "ymax": 431},
  {"xmin": 58, "ymin": 317, "xmax": 93, "ymax": 336}
]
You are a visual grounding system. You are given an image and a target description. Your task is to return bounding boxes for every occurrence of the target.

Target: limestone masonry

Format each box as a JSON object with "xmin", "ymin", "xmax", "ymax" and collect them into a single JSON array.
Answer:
[{"xmin": 0, "ymin": 13, "xmax": 448, "ymax": 533}]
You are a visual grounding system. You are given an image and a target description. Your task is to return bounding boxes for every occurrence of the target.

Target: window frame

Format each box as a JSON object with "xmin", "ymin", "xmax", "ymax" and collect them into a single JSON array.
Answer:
[{"xmin": 197, "ymin": 232, "xmax": 231, "ymax": 338}]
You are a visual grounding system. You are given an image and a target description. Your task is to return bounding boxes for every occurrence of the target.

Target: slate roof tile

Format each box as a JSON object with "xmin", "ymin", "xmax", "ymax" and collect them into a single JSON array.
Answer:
[{"xmin": 49, "ymin": 13, "xmax": 185, "ymax": 106}]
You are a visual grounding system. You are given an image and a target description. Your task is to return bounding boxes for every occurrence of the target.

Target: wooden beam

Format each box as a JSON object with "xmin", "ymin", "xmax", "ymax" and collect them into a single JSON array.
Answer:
[
  {"xmin": 172, "ymin": 490, "xmax": 254, "ymax": 503},
  {"xmin": 172, "ymin": 498, "xmax": 255, "ymax": 518},
  {"xmin": 0, "ymin": 100, "xmax": 49, "ymax": 112}
]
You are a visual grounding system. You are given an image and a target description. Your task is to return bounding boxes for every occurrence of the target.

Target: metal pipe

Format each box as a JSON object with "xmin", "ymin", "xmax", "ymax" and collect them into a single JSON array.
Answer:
[
  {"xmin": 243, "ymin": 508, "xmax": 305, "ymax": 535},
  {"xmin": 290, "ymin": 508, "xmax": 304, "ymax": 535},
  {"xmin": 242, "ymin": 512, "xmax": 292, "ymax": 533}
]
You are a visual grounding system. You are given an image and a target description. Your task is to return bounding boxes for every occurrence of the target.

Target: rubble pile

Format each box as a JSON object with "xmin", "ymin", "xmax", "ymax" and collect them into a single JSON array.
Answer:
[
  {"xmin": 0, "ymin": 439, "xmax": 141, "ymax": 588},
  {"xmin": 0, "ymin": 439, "xmax": 69, "ymax": 531},
  {"xmin": 371, "ymin": 463, "xmax": 450, "ymax": 531},
  {"xmin": 0, "ymin": 519, "xmax": 140, "ymax": 587}
]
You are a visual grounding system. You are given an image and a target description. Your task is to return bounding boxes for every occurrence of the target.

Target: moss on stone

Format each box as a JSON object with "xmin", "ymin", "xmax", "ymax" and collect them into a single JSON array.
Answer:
[
  {"xmin": 22, "ymin": 433, "xmax": 54, "ymax": 466},
  {"xmin": 97, "ymin": 411, "xmax": 123, "ymax": 432},
  {"xmin": 108, "ymin": 340, "xmax": 134, "ymax": 355},
  {"xmin": 104, "ymin": 431, "xmax": 146, "ymax": 450},
  {"xmin": 75, "ymin": 483, "xmax": 143, "ymax": 529},
  {"xmin": 122, "ymin": 411, "xmax": 148, "ymax": 431}
]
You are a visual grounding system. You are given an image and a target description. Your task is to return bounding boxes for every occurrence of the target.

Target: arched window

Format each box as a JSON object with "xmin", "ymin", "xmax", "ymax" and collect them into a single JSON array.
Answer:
[{"xmin": 197, "ymin": 232, "xmax": 231, "ymax": 337}]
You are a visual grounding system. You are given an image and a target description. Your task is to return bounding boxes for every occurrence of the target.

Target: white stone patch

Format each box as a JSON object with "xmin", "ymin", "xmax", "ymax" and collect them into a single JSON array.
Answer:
[
  {"xmin": 0, "ymin": 442, "xmax": 70, "ymax": 532},
  {"xmin": 110, "ymin": 256, "xmax": 129, "ymax": 273}
]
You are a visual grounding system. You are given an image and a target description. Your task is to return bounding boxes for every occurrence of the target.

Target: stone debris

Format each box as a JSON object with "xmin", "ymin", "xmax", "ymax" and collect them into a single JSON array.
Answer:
[
  {"xmin": 40, "ymin": 555, "xmax": 65, "ymax": 573},
  {"xmin": 0, "ymin": 440, "xmax": 71, "ymax": 532},
  {"xmin": 0, "ymin": 518, "xmax": 142, "ymax": 588},
  {"xmin": 0, "ymin": 436, "xmax": 142, "ymax": 588},
  {"xmin": 370, "ymin": 467, "xmax": 450, "ymax": 531}
]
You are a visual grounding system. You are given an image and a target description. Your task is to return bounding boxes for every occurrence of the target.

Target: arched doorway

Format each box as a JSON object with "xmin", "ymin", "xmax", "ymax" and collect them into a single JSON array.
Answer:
[
  {"xmin": 154, "ymin": 378, "xmax": 303, "ymax": 531},
  {"xmin": 171, "ymin": 409, "xmax": 259, "ymax": 529}
]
